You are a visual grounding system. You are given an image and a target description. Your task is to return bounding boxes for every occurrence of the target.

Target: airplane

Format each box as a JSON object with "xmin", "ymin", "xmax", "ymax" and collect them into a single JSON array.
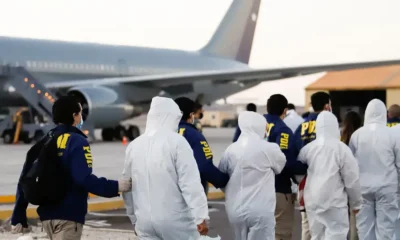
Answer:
[{"xmin": 1, "ymin": 0, "xmax": 400, "ymax": 142}]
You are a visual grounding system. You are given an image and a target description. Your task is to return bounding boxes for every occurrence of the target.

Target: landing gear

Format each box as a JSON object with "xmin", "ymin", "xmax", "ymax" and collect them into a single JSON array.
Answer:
[
  {"xmin": 114, "ymin": 125, "xmax": 126, "ymax": 141},
  {"xmin": 101, "ymin": 125, "xmax": 140, "ymax": 142},
  {"xmin": 126, "ymin": 125, "xmax": 140, "ymax": 141},
  {"xmin": 101, "ymin": 128, "xmax": 114, "ymax": 142}
]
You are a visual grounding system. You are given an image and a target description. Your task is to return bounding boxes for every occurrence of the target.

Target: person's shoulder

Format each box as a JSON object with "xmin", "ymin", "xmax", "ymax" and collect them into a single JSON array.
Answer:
[
  {"xmin": 67, "ymin": 132, "xmax": 89, "ymax": 146},
  {"xmin": 277, "ymin": 123, "xmax": 294, "ymax": 136}
]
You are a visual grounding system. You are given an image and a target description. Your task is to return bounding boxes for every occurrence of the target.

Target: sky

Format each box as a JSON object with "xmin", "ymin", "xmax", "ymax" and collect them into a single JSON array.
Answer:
[{"xmin": 1, "ymin": 0, "xmax": 399, "ymax": 106}]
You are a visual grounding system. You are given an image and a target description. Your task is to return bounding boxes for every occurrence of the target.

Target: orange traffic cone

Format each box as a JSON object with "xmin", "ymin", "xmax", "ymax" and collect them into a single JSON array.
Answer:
[{"xmin": 122, "ymin": 136, "xmax": 128, "ymax": 145}]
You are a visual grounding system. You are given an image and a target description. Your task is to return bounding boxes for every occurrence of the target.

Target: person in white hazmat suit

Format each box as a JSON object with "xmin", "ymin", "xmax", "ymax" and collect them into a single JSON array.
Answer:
[
  {"xmin": 283, "ymin": 103, "xmax": 304, "ymax": 194},
  {"xmin": 218, "ymin": 111, "xmax": 287, "ymax": 240},
  {"xmin": 349, "ymin": 99, "xmax": 400, "ymax": 240},
  {"xmin": 284, "ymin": 103, "xmax": 304, "ymax": 133},
  {"xmin": 391, "ymin": 124, "xmax": 400, "ymax": 239},
  {"xmin": 122, "ymin": 96, "xmax": 209, "ymax": 240},
  {"xmin": 297, "ymin": 111, "xmax": 362, "ymax": 239}
]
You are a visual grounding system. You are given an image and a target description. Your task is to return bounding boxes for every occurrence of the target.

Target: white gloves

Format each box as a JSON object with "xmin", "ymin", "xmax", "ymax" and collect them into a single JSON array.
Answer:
[
  {"xmin": 118, "ymin": 177, "xmax": 132, "ymax": 192},
  {"xmin": 11, "ymin": 223, "xmax": 31, "ymax": 234}
]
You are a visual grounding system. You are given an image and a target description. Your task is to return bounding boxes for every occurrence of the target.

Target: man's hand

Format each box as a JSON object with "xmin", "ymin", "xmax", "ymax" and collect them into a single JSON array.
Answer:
[
  {"xmin": 197, "ymin": 220, "xmax": 208, "ymax": 235},
  {"xmin": 118, "ymin": 177, "xmax": 132, "ymax": 192},
  {"xmin": 353, "ymin": 209, "xmax": 360, "ymax": 215},
  {"xmin": 11, "ymin": 223, "xmax": 31, "ymax": 234}
]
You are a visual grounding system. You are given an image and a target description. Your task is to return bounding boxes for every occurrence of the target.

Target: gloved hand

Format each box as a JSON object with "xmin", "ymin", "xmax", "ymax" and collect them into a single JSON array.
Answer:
[
  {"xmin": 197, "ymin": 220, "xmax": 208, "ymax": 235},
  {"xmin": 11, "ymin": 223, "xmax": 31, "ymax": 234},
  {"xmin": 118, "ymin": 177, "xmax": 132, "ymax": 192}
]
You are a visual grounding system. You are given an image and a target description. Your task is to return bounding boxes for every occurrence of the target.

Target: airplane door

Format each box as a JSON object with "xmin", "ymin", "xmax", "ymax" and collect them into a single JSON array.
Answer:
[{"xmin": 117, "ymin": 59, "xmax": 128, "ymax": 76}]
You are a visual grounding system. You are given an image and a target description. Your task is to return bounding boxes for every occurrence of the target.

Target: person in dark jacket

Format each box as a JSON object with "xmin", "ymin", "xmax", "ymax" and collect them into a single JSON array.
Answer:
[
  {"xmin": 293, "ymin": 91, "xmax": 332, "ymax": 240},
  {"xmin": 193, "ymin": 102, "xmax": 204, "ymax": 133},
  {"xmin": 387, "ymin": 104, "xmax": 400, "ymax": 127},
  {"xmin": 232, "ymin": 103, "xmax": 257, "ymax": 142},
  {"xmin": 175, "ymin": 97, "xmax": 229, "ymax": 196},
  {"xmin": 264, "ymin": 94, "xmax": 307, "ymax": 240},
  {"xmin": 11, "ymin": 96, "xmax": 132, "ymax": 239}
]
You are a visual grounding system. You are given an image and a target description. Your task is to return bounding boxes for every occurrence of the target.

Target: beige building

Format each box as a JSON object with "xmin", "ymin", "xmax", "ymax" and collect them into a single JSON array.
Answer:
[
  {"xmin": 202, "ymin": 110, "xmax": 236, "ymax": 128},
  {"xmin": 304, "ymin": 65, "xmax": 400, "ymax": 119}
]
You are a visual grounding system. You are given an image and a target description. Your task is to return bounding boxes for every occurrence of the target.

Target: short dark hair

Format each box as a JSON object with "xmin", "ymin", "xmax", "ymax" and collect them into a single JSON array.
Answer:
[
  {"xmin": 246, "ymin": 103, "xmax": 257, "ymax": 112},
  {"xmin": 389, "ymin": 104, "xmax": 400, "ymax": 118},
  {"xmin": 194, "ymin": 102, "xmax": 203, "ymax": 113},
  {"xmin": 311, "ymin": 92, "xmax": 330, "ymax": 112},
  {"xmin": 287, "ymin": 103, "xmax": 295, "ymax": 110},
  {"xmin": 174, "ymin": 97, "xmax": 195, "ymax": 120},
  {"xmin": 267, "ymin": 94, "xmax": 288, "ymax": 116},
  {"xmin": 52, "ymin": 95, "xmax": 81, "ymax": 125}
]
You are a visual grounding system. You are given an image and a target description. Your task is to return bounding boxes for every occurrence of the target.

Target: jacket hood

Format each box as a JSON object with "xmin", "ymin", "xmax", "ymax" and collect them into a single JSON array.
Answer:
[
  {"xmin": 316, "ymin": 111, "xmax": 340, "ymax": 140},
  {"xmin": 145, "ymin": 96, "xmax": 182, "ymax": 134},
  {"xmin": 286, "ymin": 109, "xmax": 297, "ymax": 116},
  {"xmin": 238, "ymin": 111, "xmax": 267, "ymax": 139},
  {"xmin": 364, "ymin": 99, "xmax": 387, "ymax": 125}
]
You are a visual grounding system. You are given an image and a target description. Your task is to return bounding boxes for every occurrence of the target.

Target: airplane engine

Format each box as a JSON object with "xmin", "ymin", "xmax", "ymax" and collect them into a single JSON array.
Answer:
[{"xmin": 67, "ymin": 86, "xmax": 142, "ymax": 141}]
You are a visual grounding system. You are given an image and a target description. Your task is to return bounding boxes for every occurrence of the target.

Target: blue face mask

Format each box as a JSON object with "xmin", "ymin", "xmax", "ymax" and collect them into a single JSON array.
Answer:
[{"xmin": 76, "ymin": 116, "xmax": 84, "ymax": 129}]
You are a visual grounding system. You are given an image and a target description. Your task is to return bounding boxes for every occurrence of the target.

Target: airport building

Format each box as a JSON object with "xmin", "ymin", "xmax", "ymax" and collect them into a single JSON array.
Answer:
[{"xmin": 304, "ymin": 65, "xmax": 400, "ymax": 121}]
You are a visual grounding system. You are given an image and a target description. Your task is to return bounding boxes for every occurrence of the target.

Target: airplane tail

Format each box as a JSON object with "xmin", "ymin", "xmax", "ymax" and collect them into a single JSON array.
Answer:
[{"xmin": 199, "ymin": 0, "xmax": 261, "ymax": 64}]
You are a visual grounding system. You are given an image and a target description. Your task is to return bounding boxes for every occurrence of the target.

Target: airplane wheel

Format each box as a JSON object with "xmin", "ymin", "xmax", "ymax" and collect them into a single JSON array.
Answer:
[
  {"xmin": 101, "ymin": 128, "xmax": 114, "ymax": 142},
  {"xmin": 3, "ymin": 131, "xmax": 14, "ymax": 144},
  {"xmin": 114, "ymin": 125, "xmax": 126, "ymax": 141},
  {"xmin": 126, "ymin": 125, "xmax": 140, "ymax": 141}
]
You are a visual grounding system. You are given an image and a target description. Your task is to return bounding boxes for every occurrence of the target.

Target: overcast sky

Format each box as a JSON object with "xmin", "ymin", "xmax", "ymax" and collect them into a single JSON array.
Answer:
[{"xmin": 1, "ymin": 0, "xmax": 399, "ymax": 106}]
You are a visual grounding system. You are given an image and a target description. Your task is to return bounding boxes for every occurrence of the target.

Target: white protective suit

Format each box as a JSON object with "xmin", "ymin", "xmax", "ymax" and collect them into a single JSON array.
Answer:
[
  {"xmin": 122, "ymin": 96, "xmax": 209, "ymax": 240},
  {"xmin": 284, "ymin": 109, "xmax": 304, "ymax": 133},
  {"xmin": 218, "ymin": 111, "xmax": 286, "ymax": 240},
  {"xmin": 283, "ymin": 109, "xmax": 304, "ymax": 193},
  {"xmin": 392, "ymin": 124, "xmax": 400, "ymax": 239},
  {"xmin": 349, "ymin": 99, "xmax": 400, "ymax": 240},
  {"xmin": 297, "ymin": 111, "xmax": 362, "ymax": 240}
]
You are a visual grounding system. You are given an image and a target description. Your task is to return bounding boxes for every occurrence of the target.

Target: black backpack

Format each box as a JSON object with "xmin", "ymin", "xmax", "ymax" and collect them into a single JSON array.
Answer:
[{"xmin": 19, "ymin": 129, "xmax": 70, "ymax": 205}]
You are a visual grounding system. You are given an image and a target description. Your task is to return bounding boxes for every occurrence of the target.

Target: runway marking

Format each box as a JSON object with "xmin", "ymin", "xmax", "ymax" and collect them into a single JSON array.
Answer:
[
  {"xmin": 209, "ymin": 208, "xmax": 220, "ymax": 213},
  {"xmin": 208, "ymin": 201, "xmax": 225, "ymax": 205},
  {"xmin": 88, "ymin": 212, "xmax": 127, "ymax": 217},
  {"xmin": 85, "ymin": 220, "xmax": 111, "ymax": 228}
]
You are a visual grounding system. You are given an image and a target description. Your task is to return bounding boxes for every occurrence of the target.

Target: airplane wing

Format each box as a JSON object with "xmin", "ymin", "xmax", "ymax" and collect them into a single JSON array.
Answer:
[{"xmin": 45, "ymin": 59, "xmax": 400, "ymax": 89}]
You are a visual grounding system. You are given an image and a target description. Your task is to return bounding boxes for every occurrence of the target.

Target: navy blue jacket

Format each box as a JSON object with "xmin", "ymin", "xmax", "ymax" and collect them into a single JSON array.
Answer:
[
  {"xmin": 178, "ymin": 121, "xmax": 229, "ymax": 189},
  {"xmin": 294, "ymin": 112, "xmax": 319, "ymax": 151},
  {"xmin": 387, "ymin": 117, "xmax": 400, "ymax": 127},
  {"xmin": 265, "ymin": 114, "xmax": 307, "ymax": 193},
  {"xmin": 11, "ymin": 125, "xmax": 119, "ymax": 226}
]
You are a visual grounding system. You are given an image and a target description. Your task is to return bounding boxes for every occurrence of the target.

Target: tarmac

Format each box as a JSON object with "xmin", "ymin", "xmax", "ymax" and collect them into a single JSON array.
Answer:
[{"xmin": 0, "ymin": 121, "xmax": 303, "ymax": 239}]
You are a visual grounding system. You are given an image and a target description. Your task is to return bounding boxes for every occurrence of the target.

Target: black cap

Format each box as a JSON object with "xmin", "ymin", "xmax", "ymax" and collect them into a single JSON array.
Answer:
[{"xmin": 174, "ymin": 97, "xmax": 195, "ymax": 120}]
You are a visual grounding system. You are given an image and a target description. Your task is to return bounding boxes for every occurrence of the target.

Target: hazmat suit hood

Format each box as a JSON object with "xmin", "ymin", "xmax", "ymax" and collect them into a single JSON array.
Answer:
[
  {"xmin": 364, "ymin": 99, "xmax": 387, "ymax": 125},
  {"xmin": 145, "ymin": 96, "xmax": 182, "ymax": 135},
  {"xmin": 238, "ymin": 111, "xmax": 267, "ymax": 139},
  {"xmin": 316, "ymin": 111, "xmax": 340, "ymax": 140}
]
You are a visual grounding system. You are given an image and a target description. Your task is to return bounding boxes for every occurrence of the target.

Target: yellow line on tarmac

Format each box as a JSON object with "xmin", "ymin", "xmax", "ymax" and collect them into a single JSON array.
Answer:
[{"xmin": 0, "ymin": 191, "xmax": 224, "ymax": 220}]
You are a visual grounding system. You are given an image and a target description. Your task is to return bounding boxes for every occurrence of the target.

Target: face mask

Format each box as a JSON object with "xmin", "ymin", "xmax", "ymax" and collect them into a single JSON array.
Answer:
[{"xmin": 76, "ymin": 116, "xmax": 84, "ymax": 129}]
